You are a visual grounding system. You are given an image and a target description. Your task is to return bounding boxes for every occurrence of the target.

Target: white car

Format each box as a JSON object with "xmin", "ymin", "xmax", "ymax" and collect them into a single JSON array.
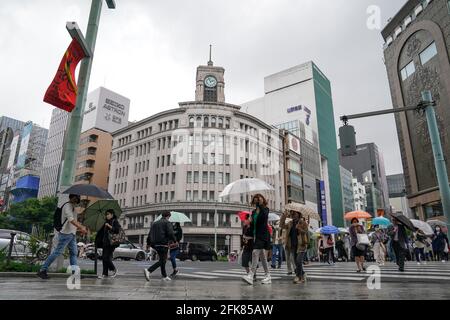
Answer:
[
  {"xmin": 86, "ymin": 241, "xmax": 146, "ymax": 261},
  {"xmin": 0, "ymin": 229, "xmax": 49, "ymax": 260}
]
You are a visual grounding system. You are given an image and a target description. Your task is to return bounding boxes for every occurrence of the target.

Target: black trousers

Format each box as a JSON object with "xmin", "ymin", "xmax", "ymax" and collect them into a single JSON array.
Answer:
[
  {"xmin": 392, "ymin": 241, "xmax": 405, "ymax": 270},
  {"xmin": 102, "ymin": 246, "xmax": 116, "ymax": 276},
  {"xmin": 148, "ymin": 246, "xmax": 168, "ymax": 278}
]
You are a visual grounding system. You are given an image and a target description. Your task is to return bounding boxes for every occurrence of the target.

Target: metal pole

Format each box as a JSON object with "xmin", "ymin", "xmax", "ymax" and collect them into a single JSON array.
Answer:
[
  {"xmin": 214, "ymin": 202, "xmax": 217, "ymax": 252},
  {"xmin": 422, "ymin": 91, "xmax": 450, "ymax": 223},
  {"xmin": 59, "ymin": 0, "xmax": 104, "ymax": 189}
]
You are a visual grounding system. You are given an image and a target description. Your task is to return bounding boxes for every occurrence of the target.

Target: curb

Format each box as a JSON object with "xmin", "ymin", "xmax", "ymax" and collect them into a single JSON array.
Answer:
[{"xmin": 0, "ymin": 272, "xmax": 97, "ymax": 279}]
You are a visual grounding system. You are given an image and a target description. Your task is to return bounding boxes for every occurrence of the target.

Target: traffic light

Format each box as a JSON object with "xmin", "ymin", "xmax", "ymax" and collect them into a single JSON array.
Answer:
[{"xmin": 339, "ymin": 124, "xmax": 357, "ymax": 156}]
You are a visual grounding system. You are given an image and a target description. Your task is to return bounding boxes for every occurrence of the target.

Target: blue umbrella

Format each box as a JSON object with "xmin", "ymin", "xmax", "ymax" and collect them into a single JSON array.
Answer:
[
  {"xmin": 316, "ymin": 225, "xmax": 339, "ymax": 235},
  {"xmin": 372, "ymin": 217, "xmax": 391, "ymax": 228}
]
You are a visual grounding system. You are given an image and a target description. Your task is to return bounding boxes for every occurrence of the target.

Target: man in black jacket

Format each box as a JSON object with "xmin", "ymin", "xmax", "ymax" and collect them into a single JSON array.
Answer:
[
  {"xmin": 144, "ymin": 212, "xmax": 176, "ymax": 281},
  {"xmin": 388, "ymin": 218, "xmax": 409, "ymax": 272}
]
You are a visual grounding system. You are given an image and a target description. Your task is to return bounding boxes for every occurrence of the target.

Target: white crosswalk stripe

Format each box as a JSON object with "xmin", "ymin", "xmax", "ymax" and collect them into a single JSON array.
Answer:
[{"xmin": 172, "ymin": 262, "xmax": 450, "ymax": 282}]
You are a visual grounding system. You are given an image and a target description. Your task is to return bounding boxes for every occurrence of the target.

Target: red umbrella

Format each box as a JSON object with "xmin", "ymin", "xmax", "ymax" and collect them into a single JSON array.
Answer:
[
  {"xmin": 237, "ymin": 211, "xmax": 251, "ymax": 221},
  {"xmin": 344, "ymin": 211, "xmax": 372, "ymax": 220}
]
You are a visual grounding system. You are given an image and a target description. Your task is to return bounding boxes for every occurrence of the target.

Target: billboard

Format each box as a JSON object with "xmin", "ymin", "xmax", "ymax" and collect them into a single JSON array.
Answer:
[
  {"xmin": 16, "ymin": 122, "xmax": 33, "ymax": 169},
  {"xmin": 7, "ymin": 135, "xmax": 19, "ymax": 169},
  {"xmin": 288, "ymin": 134, "xmax": 301, "ymax": 155},
  {"xmin": 319, "ymin": 180, "xmax": 328, "ymax": 225},
  {"xmin": 82, "ymin": 87, "xmax": 130, "ymax": 133}
]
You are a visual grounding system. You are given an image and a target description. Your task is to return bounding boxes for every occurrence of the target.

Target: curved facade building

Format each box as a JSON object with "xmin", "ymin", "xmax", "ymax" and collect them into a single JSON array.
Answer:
[{"xmin": 108, "ymin": 60, "xmax": 285, "ymax": 252}]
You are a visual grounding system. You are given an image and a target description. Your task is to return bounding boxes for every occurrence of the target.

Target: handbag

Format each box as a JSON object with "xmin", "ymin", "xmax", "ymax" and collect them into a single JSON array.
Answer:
[
  {"xmin": 109, "ymin": 225, "xmax": 126, "ymax": 247},
  {"xmin": 356, "ymin": 233, "xmax": 370, "ymax": 250}
]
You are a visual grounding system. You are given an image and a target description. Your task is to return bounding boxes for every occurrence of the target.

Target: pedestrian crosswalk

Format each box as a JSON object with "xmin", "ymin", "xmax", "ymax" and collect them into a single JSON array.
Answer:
[{"xmin": 174, "ymin": 262, "xmax": 450, "ymax": 283}]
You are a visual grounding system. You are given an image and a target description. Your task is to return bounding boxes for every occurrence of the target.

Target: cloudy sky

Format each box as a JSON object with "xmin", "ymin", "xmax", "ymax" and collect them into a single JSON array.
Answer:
[{"xmin": 0, "ymin": 0, "xmax": 407, "ymax": 175}]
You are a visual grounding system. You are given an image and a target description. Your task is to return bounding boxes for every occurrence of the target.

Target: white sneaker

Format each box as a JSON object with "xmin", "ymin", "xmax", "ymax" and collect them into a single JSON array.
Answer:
[
  {"xmin": 242, "ymin": 274, "xmax": 254, "ymax": 285},
  {"xmin": 417, "ymin": 262, "xmax": 421, "ymax": 265},
  {"xmin": 97, "ymin": 275, "xmax": 107, "ymax": 279},
  {"xmin": 261, "ymin": 275, "xmax": 272, "ymax": 285},
  {"xmin": 442, "ymin": 260, "xmax": 446, "ymax": 263},
  {"xmin": 111, "ymin": 269, "xmax": 118, "ymax": 278},
  {"xmin": 163, "ymin": 276, "xmax": 172, "ymax": 281},
  {"xmin": 144, "ymin": 269, "xmax": 151, "ymax": 281}
]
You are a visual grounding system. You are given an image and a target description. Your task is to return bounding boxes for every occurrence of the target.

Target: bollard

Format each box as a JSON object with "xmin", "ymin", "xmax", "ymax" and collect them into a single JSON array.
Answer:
[{"xmin": 7, "ymin": 232, "xmax": 16, "ymax": 265}]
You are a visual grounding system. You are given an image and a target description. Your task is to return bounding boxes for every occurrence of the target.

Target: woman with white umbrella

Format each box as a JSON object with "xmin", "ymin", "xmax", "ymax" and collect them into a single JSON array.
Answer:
[{"xmin": 242, "ymin": 194, "xmax": 272, "ymax": 286}]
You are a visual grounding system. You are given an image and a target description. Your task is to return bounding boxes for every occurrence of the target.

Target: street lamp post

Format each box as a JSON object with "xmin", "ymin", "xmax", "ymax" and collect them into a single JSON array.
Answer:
[{"xmin": 55, "ymin": 0, "xmax": 116, "ymax": 272}]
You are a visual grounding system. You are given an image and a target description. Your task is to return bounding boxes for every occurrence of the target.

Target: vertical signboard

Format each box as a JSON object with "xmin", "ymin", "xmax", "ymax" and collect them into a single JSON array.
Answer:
[
  {"xmin": 7, "ymin": 135, "xmax": 19, "ymax": 169},
  {"xmin": 16, "ymin": 122, "xmax": 33, "ymax": 169},
  {"xmin": 288, "ymin": 134, "xmax": 301, "ymax": 155},
  {"xmin": 319, "ymin": 180, "xmax": 327, "ymax": 225}
]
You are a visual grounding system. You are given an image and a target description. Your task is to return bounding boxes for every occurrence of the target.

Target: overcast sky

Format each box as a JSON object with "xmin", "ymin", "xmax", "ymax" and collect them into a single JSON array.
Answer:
[{"xmin": 0, "ymin": 0, "xmax": 407, "ymax": 175}]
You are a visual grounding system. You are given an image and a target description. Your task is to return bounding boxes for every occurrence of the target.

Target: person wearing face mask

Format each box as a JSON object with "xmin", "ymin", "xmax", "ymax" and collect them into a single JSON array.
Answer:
[
  {"xmin": 242, "ymin": 194, "xmax": 272, "ymax": 285},
  {"xmin": 432, "ymin": 226, "xmax": 448, "ymax": 262},
  {"xmin": 37, "ymin": 194, "xmax": 88, "ymax": 280},
  {"xmin": 387, "ymin": 218, "xmax": 409, "ymax": 271},
  {"xmin": 96, "ymin": 209, "xmax": 121, "ymax": 279},
  {"xmin": 349, "ymin": 218, "xmax": 367, "ymax": 272}
]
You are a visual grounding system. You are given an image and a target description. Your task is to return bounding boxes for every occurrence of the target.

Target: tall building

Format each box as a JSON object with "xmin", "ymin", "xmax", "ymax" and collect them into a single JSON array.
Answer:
[
  {"xmin": 242, "ymin": 61, "xmax": 343, "ymax": 226},
  {"xmin": 38, "ymin": 108, "xmax": 69, "ymax": 198},
  {"xmin": 340, "ymin": 166, "xmax": 355, "ymax": 214},
  {"xmin": 339, "ymin": 143, "xmax": 390, "ymax": 216},
  {"xmin": 387, "ymin": 173, "xmax": 412, "ymax": 217},
  {"xmin": 7, "ymin": 122, "xmax": 48, "ymax": 205},
  {"xmin": 108, "ymin": 58, "xmax": 286, "ymax": 252},
  {"xmin": 74, "ymin": 87, "xmax": 130, "ymax": 198},
  {"xmin": 352, "ymin": 178, "xmax": 367, "ymax": 212},
  {"xmin": 382, "ymin": 0, "xmax": 450, "ymax": 221}
]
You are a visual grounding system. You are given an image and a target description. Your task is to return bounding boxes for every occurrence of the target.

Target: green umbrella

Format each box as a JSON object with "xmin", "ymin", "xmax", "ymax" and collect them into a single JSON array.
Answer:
[
  {"xmin": 83, "ymin": 200, "xmax": 122, "ymax": 232},
  {"xmin": 155, "ymin": 211, "xmax": 191, "ymax": 223}
]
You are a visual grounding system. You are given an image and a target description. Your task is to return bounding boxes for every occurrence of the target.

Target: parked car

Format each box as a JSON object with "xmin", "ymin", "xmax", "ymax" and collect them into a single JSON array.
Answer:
[
  {"xmin": 0, "ymin": 229, "xmax": 49, "ymax": 260},
  {"xmin": 177, "ymin": 242, "xmax": 218, "ymax": 262},
  {"xmin": 86, "ymin": 241, "xmax": 146, "ymax": 261}
]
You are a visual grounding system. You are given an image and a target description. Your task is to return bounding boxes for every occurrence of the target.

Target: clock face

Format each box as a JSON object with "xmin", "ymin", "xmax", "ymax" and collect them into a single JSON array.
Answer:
[{"xmin": 204, "ymin": 76, "xmax": 217, "ymax": 88}]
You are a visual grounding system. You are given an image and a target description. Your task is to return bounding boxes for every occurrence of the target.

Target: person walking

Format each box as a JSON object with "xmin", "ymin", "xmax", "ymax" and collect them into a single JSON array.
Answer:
[
  {"xmin": 242, "ymin": 194, "xmax": 272, "ymax": 285},
  {"xmin": 241, "ymin": 214, "xmax": 256, "ymax": 280},
  {"xmin": 371, "ymin": 226, "xmax": 387, "ymax": 266},
  {"xmin": 388, "ymin": 217, "xmax": 409, "ymax": 272},
  {"xmin": 169, "ymin": 222, "xmax": 183, "ymax": 277},
  {"xmin": 293, "ymin": 217, "xmax": 309, "ymax": 284},
  {"xmin": 323, "ymin": 235, "xmax": 335, "ymax": 265},
  {"xmin": 335, "ymin": 235, "xmax": 348, "ymax": 262},
  {"xmin": 413, "ymin": 230, "xmax": 426, "ymax": 265},
  {"xmin": 349, "ymin": 218, "xmax": 367, "ymax": 273},
  {"xmin": 432, "ymin": 226, "xmax": 447, "ymax": 262},
  {"xmin": 95, "ymin": 209, "xmax": 121, "ymax": 279},
  {"xmin": 279, "ymin": 210, "xmax": 300, "ymax": 275},
  {"xmin": 271, "ymin": 221, "xmax": 283, "ymax": 269},
  {"xmin": 144, "ymin": 212, "xmax": 176, "ymax": 281},
  {"xmin": 37, "ymin": 194, "xmax": 87, "ymax": 279}
]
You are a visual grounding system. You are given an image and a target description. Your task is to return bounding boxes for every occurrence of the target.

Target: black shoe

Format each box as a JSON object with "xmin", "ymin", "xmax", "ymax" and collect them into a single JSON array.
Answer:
[
  {"xmin": 271, "ymin": 265, "xmax": 276, "ymax": 269},
  {"xmin": 399, "ymin": 268, "xmax": 404, "ymax": 272},
  {"xmin": 170, "ymin": 269, "xmax": 179, "ymax": 277},
  {"xmin": 277, "ymin": 265, "xmax": 281, "ymax": 269},
  {"xmin": 37, "ymin": 270, "xmax": 49, "ymax": 280}
]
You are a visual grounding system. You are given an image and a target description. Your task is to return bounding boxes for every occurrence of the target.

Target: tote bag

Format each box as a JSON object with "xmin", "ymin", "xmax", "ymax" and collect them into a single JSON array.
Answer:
[{"xmin": 356, "ymin": 233, "xmax": 370, "ymax": 251}]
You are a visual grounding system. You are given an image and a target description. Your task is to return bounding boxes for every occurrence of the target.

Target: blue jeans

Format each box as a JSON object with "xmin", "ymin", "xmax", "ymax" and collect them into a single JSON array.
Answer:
[
  {"xmin": 41, "ymin": 233, "xmax": 78, "ymax": 271},
  {"xmin": 271, "ymin": 244, "xmax": 283, "ymax": 267},
  {"xmin": 170, "ymin": 248, "xmax": 179, "ymax": 270}
]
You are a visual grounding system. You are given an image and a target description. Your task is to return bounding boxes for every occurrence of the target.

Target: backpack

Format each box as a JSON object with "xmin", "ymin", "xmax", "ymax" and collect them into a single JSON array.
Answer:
[{"xmin": 53, "ymin": 202, "xmax": 69, "ymax": 232}]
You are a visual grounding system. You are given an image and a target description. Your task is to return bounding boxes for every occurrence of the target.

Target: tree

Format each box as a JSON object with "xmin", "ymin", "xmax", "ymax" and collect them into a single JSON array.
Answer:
[{"xmin": 1, "ymin": 197, "xmax": 57, "ymax": 235}]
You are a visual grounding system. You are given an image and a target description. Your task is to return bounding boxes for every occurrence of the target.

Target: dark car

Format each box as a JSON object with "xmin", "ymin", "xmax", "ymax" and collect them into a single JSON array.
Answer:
[{"xmin": 177, "ymin": 242, "xmax": 218, "ymax": 262}]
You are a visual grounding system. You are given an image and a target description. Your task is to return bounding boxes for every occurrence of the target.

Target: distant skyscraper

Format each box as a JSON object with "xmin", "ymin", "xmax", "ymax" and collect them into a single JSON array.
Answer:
[
  {"xmin": 339, "ymin": 143, "xmax": 389, "ymax": 216},
  {"xmin": 38, "ymin": 108, "xmax": 69, "ymax": 198},
  {"xmin": 382, "ymin": 0, "xmax": 450, "ymax": 221}
]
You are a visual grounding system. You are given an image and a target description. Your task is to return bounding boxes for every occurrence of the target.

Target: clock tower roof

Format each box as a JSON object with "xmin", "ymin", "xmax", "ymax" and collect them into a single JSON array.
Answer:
[{"xmin": 195, "ymin": 48, "xmax": 225, "ymax": 103}]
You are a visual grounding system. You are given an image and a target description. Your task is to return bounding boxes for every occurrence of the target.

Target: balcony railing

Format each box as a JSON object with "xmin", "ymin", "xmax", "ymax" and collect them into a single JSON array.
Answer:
[{"xmin": 127, "ymin": 223, "xmax": 144, "ymax": 230}]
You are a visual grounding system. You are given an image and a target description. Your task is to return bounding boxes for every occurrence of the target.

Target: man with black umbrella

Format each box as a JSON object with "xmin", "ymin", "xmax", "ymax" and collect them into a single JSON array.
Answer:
[{"xmin": 388, "ymin": 217, "xmax": 409, "ymax": 272}]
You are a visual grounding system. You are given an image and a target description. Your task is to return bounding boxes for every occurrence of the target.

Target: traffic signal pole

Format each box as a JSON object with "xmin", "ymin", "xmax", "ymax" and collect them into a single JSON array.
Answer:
[{"xmin": 340, "ymin": 90, "xmax": 450, "ymax": 223}]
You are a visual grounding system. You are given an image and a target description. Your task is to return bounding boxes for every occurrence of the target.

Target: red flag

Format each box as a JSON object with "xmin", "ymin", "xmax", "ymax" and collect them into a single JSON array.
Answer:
[{"xmin": 43, "ymin": 39, "xmax": 87, "ymax": 112}]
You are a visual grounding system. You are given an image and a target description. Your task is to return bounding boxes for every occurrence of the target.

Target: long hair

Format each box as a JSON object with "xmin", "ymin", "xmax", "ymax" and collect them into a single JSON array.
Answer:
[{"xmin": 250, "ymin": 194, "xmax": 268, "ymax": 208}]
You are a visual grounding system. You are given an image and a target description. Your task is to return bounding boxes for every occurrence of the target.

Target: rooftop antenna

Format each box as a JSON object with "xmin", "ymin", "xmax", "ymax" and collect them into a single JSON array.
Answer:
[{"xmin": 208, "ymin": 44, "xmax": 213, "ymax": 66}]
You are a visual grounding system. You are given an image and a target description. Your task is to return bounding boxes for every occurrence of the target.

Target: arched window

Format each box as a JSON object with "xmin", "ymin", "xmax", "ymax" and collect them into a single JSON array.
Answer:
[
  {"xmin": 204, "ymin": 116, "xmax": 209, "ymax": 127},
  {"xmin": 225, "ymin": 118, "xmax": 230, "ymax": 129},
  {"xmin": 218, "ymin": 117, "xmax": 223, "ymax": 128},
  {"xmin": 196, "ymin": 116, "xmax": 202, "ymax": 127},
  {"xmin": 211, "ymin": 117, "xmax": 216, "ymax": 127},
  {"xmin": 189, "ymin": 117, "xmax": 194, "ymax": 128}
]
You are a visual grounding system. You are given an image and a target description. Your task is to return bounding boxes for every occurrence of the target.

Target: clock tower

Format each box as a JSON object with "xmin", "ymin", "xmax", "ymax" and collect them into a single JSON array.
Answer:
[{"xmin": 195, "ymin": 46, "xmax": 225, "ymax": 103}]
